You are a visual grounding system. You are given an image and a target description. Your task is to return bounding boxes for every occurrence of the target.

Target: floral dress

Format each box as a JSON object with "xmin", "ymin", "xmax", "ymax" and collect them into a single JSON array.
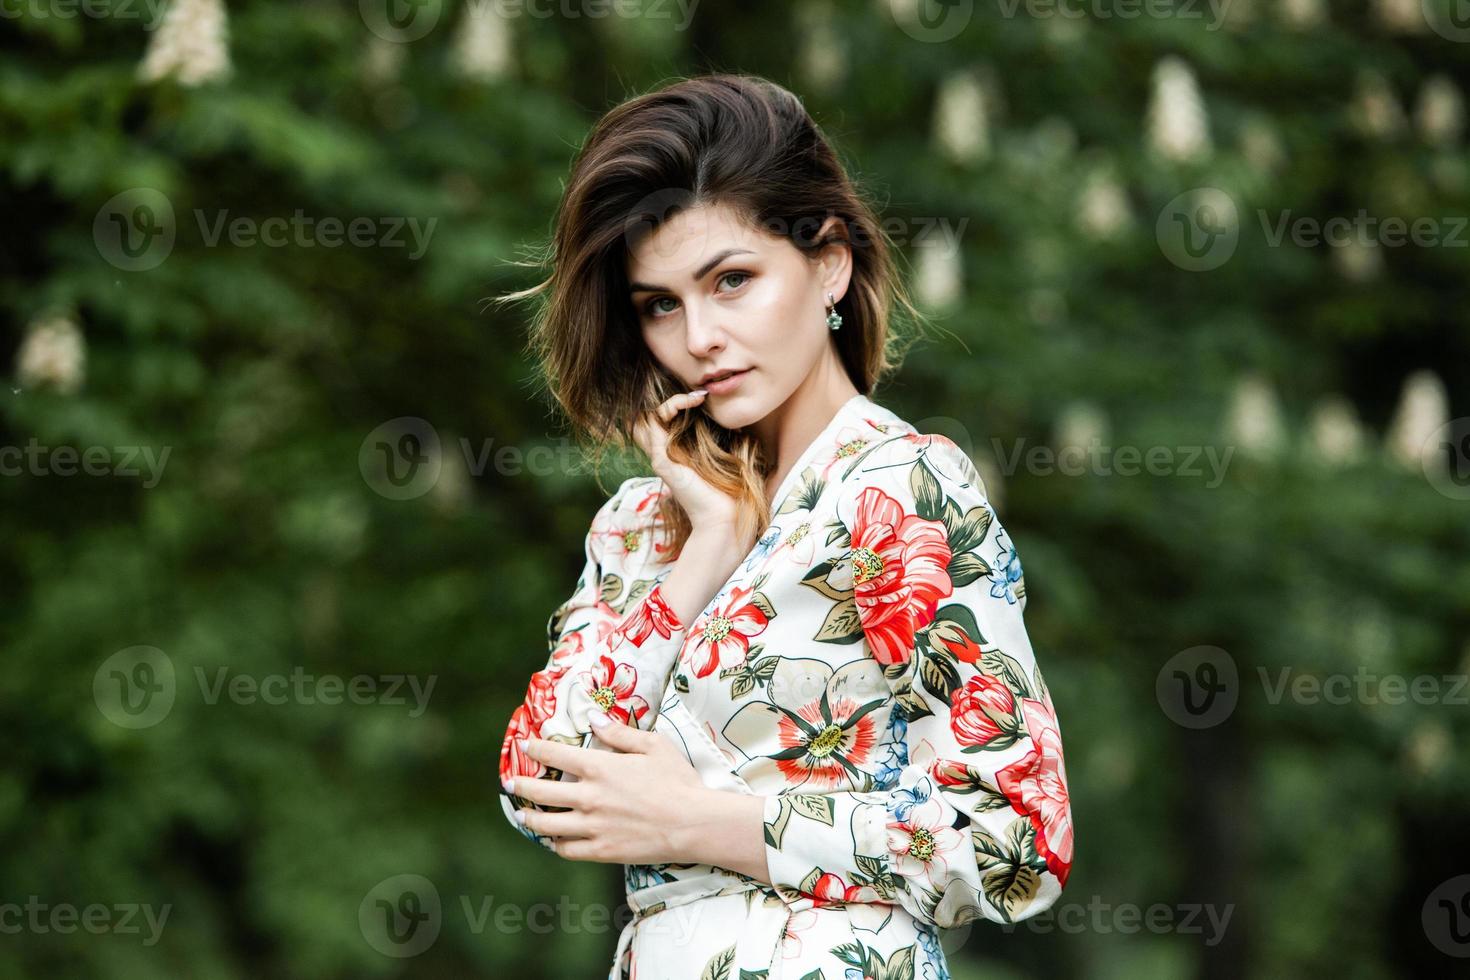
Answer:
[{"xmin": 499, "ymin": 393, "xmax": 1074, "ymax": 980}]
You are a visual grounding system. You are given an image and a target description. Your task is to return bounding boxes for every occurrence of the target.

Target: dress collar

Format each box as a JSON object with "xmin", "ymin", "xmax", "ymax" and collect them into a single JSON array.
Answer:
[{"xmin": 764, "ymin": 392, "xmax": 874, "ymax": 513}]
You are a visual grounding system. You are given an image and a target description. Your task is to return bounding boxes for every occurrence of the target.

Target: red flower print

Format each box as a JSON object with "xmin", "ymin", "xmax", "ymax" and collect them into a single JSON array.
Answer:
[
  {"xmin": 772, "ymin": 694, "xmax": 879, "ymax": 789},
  {"xmin": 929, "ymin": 758, "xmax": 997, "ymax": 794},
  {"xmin": 931, "ymin": 622, "xmax": 983, "ymax": 664},
  {"xmin": 592, "ymin": 484, "xmax": 673, "ymax": 563},
  {"xmin": 628, "ymin": 482, "xmax": 675, "ymax": 556},
  {"xmin": 804, "ymin": 871, "xmax": 872, "ymax": 906},
  {"xmin": 525, "ymin": 663, "xmax": 567, "ymax": 728},
  {"xmin": 578, "ymin": 654, "xmax": 651, "ymax": 727},
  {"xmin": 551, "ymin": 608, "xmax": 618, "ymax": 667},
  {"xmin": 684, "ymin": 584, "xmax": 769, "ymax": 679},
  {"xmin": 848, "ymin": 486, "xmax": 953, "ymax": 666},
  {"xmin": 996, "ymin": 696, "xmax": 1074, "ymax": 886},
  {"xmin": 614, "ymin": 585, "xmax": 684, "ymax": 648},
  {"xmin": 499, "ymin": 703, "xmax": 544, "ymax": 783},
  {"xmin": 949, "ymin": 674, "xmax": 1020, "ymax": 749}
]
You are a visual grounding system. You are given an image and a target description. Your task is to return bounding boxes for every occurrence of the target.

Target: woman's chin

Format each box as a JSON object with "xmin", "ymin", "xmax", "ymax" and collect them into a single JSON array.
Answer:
[{"xmin": 703, "ymin": 392, "xmax": 769, "ymax": 430}]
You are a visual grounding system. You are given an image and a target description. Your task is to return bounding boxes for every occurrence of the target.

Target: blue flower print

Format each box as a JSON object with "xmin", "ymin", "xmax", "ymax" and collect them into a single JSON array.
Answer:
[
  {"xmin": 917, "ymin": 923, "xmax": 952, "ymax": 980},
  {"xmin": 741, "ymin": 524, "xmax": 781, "ymax": 572},
  {"xmin": 989, "ymin": 528, "xmax": 1022, "ymax": 605},
  {"xmin": 888, "ymin": 775, "xmax": 933, "ymax": 824},
  {"xmin": 873, "ymin": 714, "xmax": 909, "ymax": 791}
]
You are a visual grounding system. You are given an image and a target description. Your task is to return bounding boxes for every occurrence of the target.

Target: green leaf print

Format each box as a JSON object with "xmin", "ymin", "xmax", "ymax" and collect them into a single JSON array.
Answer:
[
  {"xmin": 980, "ymin": 648, "xmax": 1036, "ymax": 703},
  {"xmin": 944, "ymin": 498, "xmax": 993, "ymax": 555},
  {"xmin": 763, "ymin": 796, "xmax": 793, "ymax": 849},
  {"xmin": 813, "ymin": 595, "xmax": 864, "ymax": 643},
  {"xmin": 800, "ymin": 557, "xmax": 852, "ymax": 600},
  {"xmin": 909, "ymin": 458, "xmax": 944, "ymax": 522},
  {"xmin": 790, "ymin": 793, "xmax": 836, "ymax": 825},
  {"xmin": 699, "ymin": 943, "xmax": 735, "ymax": 980},
  {"xmin": 982, "ymin": 863, "xmax": 1042, "ymax": 922},
  {"xmin": 832, "ymin": 939, "xmax": 917, "ymax": 980},
  {"xmin": 916, "ymin": 645, "xmax": 962, "ymax": 704},
  {"xmin": 946, "ymin": 550, "xmax": 992, "ymax": 587}
]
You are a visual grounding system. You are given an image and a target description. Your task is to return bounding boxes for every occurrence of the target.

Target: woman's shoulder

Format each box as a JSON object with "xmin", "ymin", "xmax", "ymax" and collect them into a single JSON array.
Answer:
[
  {"xmin": 587, "ymin": 475, "xmax": 674, "ymax": 567},
  {"xmin": 835, "ymin": 402, "xmax": 994, "ymax": 506},
  {"xmin": 600, "ymin": 474, "xmax": 669, "ymax": 516}
]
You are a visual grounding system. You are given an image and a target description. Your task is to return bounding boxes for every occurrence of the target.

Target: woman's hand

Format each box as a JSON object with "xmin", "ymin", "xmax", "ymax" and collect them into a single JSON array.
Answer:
[
  {"xmin": 505, "ymin": 714, "xmax": 714, "ymax": 866},
  {"xmin": 631, "ymin": 390, "xmax": 741, "ymax": 533}
]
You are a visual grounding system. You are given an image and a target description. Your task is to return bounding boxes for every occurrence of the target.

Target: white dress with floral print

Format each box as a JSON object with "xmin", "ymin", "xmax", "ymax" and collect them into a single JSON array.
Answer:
[{"xmin": 500, "ymin": 393, "xmax": 1074, "ymax": 980}]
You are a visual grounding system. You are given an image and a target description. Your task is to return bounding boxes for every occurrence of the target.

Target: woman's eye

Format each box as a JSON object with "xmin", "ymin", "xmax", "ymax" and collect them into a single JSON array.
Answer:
[{"xmin": 643, "ymin": 273, "xmax": 748, "ymax": 317}]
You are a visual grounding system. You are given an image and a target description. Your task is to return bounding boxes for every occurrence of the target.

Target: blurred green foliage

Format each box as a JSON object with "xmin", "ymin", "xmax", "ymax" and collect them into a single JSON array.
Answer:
[{"xmin": 1, "ymin": 2, "xmax": 1467, "ymax": 978}]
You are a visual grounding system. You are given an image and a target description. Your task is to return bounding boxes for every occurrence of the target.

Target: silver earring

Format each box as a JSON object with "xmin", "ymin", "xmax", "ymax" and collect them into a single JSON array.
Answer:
[{"xmin": 826, "ymin": 293, "xmax": 842, "ymax": 331}]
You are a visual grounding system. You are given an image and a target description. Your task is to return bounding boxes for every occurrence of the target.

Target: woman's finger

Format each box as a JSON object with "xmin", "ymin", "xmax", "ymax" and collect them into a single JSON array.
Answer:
[
  {"xmin": 655, "ymin": 389, "xmax": 706, "ymax": 424},
  {"xmin": 519, "ymin": 807, "xmax": 583, "ymax": 838},
  {"xmin": 510, "ymin": 775, "xmax": 583, "ymax": 809}
]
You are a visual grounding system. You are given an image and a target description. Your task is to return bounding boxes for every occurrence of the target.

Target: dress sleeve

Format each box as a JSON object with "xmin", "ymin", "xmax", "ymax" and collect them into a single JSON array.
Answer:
[
  {"xmin": 498, "ymin": 477, "xmax": 689, "ymax": 853},
  {"xmin": 760, "ymin": 435, "xmax": 1073, "ymax": 926}
]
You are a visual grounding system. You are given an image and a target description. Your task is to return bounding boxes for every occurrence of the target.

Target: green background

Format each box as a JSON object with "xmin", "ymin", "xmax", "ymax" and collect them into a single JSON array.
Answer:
[{"xmin": 2, "ymin": 1, "xmax": 1467, "ymax": 977}]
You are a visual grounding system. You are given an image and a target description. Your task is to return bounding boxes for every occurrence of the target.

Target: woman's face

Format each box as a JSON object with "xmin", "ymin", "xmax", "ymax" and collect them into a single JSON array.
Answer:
[{"xmin": 627, "ymin": 202, "xmax": 852, "ymax": 431}]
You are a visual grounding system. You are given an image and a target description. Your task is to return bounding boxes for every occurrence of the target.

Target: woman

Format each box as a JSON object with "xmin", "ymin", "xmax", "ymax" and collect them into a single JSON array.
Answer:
[{"xmin": 497, "ymin": 73, "xmax": 1072, "ymax": 980}]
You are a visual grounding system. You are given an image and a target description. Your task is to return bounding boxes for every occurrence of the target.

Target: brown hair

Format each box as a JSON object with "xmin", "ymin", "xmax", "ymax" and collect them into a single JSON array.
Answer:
[{"xmin": 497, "ymin": 72, "xmax": 924, "ymax": 557}]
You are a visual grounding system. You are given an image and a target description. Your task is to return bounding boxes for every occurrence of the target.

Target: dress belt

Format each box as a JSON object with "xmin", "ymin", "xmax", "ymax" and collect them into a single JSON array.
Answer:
[{"xmin": 608, "ymin": 870, "xmax": 803, "ymax": 980}]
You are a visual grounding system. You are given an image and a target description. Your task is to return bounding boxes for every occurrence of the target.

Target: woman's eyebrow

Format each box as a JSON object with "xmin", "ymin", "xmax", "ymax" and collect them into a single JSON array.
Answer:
[{"xmin": 628, "ymin": 248, "xmax": 756, "ymax": 294}]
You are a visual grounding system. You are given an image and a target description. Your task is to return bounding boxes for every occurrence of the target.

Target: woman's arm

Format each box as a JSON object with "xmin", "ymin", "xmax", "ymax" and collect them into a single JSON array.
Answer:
[
  {"xmin": 759, "ymin": 436, "xmax": 1074, "ymax": 926},
  {"xmin": 499, "ymin": 478, "xmax": 746, "ymax": 852}
]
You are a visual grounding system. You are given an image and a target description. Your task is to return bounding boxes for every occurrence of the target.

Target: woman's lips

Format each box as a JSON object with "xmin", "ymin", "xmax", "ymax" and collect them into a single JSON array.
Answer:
[{"xmin": 702, "ymin": 368, "xmax": 751, "ymax": 395}]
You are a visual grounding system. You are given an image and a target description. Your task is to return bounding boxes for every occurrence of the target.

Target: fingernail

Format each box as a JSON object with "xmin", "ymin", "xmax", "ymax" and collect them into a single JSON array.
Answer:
[
  {"xmin": 513, "ymin": 809, "xmax": 526, "ymax": 826},
  {"xmin": 691, "ymin": 388, "xmax": 707, "ymax": 396},
  {"xmin": 502, "ymin": 776, "xmax": 515, "ymax": 794},
  {"xmin": 516, "ymin": 737, "xmax": 528, "ymax": 752},
  {"xmin": 589, "ymin": 711, "xmax": 608, "ymax": 729}
]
